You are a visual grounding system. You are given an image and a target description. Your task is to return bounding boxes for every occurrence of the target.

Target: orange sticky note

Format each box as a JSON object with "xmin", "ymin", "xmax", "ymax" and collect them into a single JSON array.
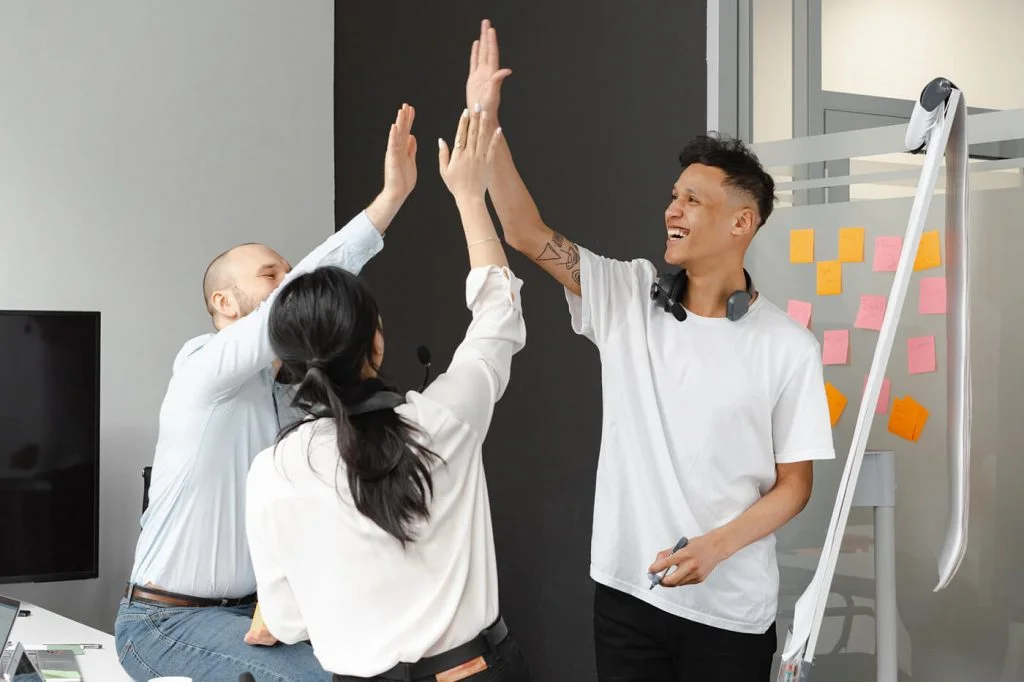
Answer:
[
  {"xmin": 787, "ymin": 299, "xmax": 812, "ymax": 328},
  {"xmin": 908, "ymin": 336, "xmax": 937, "ymax": 374},
  {"xmin": 854, "ymin": 294, "xmax": 887, "ymax": 331},
  {"xmin": 790, "ymin": 229, "xmax": 814, "ymax": 263},
  {"xmin": 838, "ymin": 227, "xmax": 865, "ymax": 262},
  {"xmin": 816, "ymin": 261, "xmax": 842, "ymax": 296},
  {"xmin": 873, "ymin": 236, "xmax": 902, "ymax": 272},
  {"xmin": 913, "ymin": 230, "xmax": 942, "ymax": 271},
  {"xmin": 822, "ymin": 329, "xmax": 849, "ymax": 365},
  {"xmin": 919, "ymin": 277, "xmax": 946, "ymax": 314},
  {"xmin": 888, "ymin": 395, "xmax": 929, "ymax": 441},
  {"xmin": 824, "ymin": 381, "xmax": 847, "ymax": 427},
  {"xmin": 863, "ymin": 375, "xmax": 892, "ymax": 414}
]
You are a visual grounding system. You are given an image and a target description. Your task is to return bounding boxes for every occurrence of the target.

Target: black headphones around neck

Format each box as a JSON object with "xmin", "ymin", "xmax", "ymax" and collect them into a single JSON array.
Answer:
[{"xmin": 649, "ymin": 269, "xmax": 756, "ymax": 322}]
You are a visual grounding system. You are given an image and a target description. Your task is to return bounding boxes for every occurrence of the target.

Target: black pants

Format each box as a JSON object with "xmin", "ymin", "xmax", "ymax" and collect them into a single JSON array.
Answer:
[
  {"xmin": 332, "ymin": 634, "xmax": 531, "ymax": 682},
  {"xmin": 593, "ymin": 583, "xmax": 777, "ymax": 681}
]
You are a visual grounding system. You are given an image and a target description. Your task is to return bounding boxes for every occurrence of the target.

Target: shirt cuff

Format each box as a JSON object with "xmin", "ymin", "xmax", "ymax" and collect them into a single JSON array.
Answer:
[{"xmin": 466, "ymin": 265, "xmax": 523, "ymax": 311}]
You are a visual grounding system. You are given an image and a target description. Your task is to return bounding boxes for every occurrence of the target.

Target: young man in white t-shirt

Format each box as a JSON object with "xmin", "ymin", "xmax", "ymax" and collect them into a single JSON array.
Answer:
[{"xmin": 464, "ymin": 20, "xmax": 836, "ymax": 681}]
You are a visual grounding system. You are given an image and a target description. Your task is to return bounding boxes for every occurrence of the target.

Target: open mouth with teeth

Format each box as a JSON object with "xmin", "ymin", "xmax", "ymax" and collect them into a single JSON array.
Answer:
[{"xmin": 667, "ymin": 228, "xmax": 690, "ymax": 241}]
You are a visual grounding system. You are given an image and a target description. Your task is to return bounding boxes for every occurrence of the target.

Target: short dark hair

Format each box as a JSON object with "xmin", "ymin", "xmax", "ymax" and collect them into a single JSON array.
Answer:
[{"xmin": 678, "ymin": 133, "xmax": 776, "ymax": 228}]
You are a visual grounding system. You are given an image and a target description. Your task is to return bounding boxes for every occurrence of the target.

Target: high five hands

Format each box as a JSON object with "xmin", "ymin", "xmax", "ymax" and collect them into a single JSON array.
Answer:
[
  {"xmin": 438, "ymin": 106, "xmax": 502, "ymax": 201},
  {"xmin": 466, "ymin": 19, "xmax": 513, "ymax": 130}
]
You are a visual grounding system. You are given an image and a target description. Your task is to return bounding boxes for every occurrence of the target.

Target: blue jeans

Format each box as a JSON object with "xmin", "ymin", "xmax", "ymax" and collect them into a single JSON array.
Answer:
[{"xmin": 114, "ymin": 597, "xmax": 331, "ymax": 682}]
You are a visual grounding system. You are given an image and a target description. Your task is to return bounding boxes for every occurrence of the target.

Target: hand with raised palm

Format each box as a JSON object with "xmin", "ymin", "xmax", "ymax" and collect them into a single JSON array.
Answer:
[
  {"xmin": 382, "ymin": 103, "xmax": 418, "ymax": 203},
  {"xmin": 465, "ymin": 19, "xmax": 512, "ymax": 131}
]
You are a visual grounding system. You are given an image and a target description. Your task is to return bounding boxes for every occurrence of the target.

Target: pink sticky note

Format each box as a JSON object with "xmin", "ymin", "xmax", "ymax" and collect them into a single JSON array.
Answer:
[
  {"xmin": 864, "ymin": 375, "xmax": 892, "ymax": 414},
  {"xmin": 873, "ymin": 237, "xmax": 903, "ymax": 272},
  {"xmin": 822, "ymin": 329, "xmax": 849, "ymax": 365},
  {"xmin": 787, "ymin": 299, "xmax": 812, "ymax": 328},
  {"xmin": 855, "ymin": 295, "xmax": 887, "ymax": 331},
  {"xmin": 919, "ymin": 277, "xmax": 947, "ymax": 314},
  {"xmin": 908, "ymin": 336, "xmax": 937, "ymax": 374}
]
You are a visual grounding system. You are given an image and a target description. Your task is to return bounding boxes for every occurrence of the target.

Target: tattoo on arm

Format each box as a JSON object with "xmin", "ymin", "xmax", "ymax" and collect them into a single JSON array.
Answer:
[{"xmin": 536, "ymin": 232, "xmax": 581, "ymax": 284}]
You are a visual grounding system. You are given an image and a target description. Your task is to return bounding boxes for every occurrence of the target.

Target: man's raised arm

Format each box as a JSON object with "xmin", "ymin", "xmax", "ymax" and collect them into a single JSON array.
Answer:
[{"xmin": 465, "ymin": 20, "xmax": 582, "ymax": 297}]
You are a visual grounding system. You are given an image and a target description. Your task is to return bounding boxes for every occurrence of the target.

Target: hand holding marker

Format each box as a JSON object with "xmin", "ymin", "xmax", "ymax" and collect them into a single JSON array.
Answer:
[{"xmin": 648, "ymin": 536, "xmax": 689, "ymax": 589}]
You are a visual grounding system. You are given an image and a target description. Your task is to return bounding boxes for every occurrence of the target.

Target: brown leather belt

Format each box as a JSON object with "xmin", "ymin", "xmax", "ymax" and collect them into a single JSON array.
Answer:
[{"xmin": 124, "ymin": 583, "xmax": 257, "ymax": 608}]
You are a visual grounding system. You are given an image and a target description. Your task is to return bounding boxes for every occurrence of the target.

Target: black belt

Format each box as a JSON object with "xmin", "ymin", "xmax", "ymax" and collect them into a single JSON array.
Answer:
[
  {"xmin": 333, "ymin": 616, "xmax": 509, "ymax": 682},
  {"xmin": 124, "ymin": 583, "xmax": 257, "ymax": 608}
]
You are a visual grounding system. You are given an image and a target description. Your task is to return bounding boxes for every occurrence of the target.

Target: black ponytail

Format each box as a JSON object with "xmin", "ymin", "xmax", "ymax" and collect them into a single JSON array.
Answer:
[{"xmin": 269, "ymin": 266, "xmax": 439, "ymax": 546}]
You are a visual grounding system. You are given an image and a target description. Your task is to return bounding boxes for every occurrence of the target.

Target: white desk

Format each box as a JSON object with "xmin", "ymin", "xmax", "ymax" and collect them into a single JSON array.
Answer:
[{"xmin": 9, "ymin": 603, "xmax": 130, "ymax": 681}]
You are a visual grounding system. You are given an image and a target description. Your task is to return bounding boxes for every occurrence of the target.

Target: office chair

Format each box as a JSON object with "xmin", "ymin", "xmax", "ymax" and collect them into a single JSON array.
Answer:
[{"xmin": 142, "ymin": 466, "xmax": 152, "ymax": 514}]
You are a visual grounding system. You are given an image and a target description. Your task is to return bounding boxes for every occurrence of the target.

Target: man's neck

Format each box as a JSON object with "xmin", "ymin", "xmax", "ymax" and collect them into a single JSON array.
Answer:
[{"xmin": 681, "ymin": 262, "xmax": 752, "ymax": 318}]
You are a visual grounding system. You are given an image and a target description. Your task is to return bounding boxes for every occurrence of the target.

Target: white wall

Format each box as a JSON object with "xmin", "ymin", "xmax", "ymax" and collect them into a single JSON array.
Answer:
[
  {"xmin": 0, "ymin": 0, "xmax": 335, "ymax": 631},
  {"xmin": 821, "ymin": 0, "xmax": 1024, "ymax": 111}
]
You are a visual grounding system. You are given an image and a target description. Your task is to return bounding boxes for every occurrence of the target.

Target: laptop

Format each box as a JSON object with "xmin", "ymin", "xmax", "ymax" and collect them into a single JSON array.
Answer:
[{"xmin": 0, "ymin": 596, "xmax": 82, "ymax": 681}]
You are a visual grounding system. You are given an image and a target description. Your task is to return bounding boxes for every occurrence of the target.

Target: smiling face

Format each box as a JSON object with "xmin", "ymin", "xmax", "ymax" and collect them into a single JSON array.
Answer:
[
  {"xmin": 663, "ymin": 163, "xmax": 759, "ymax": 270},
  {"xmin": 204, "ymin": 243, "xmax": 292, "ymax": 329}
]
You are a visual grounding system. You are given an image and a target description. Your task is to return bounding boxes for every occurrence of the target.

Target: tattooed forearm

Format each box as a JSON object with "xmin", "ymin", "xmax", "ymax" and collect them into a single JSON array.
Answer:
[{"xmin": 536, "ymin": 232, "xmax": 580, "ymax": 275}]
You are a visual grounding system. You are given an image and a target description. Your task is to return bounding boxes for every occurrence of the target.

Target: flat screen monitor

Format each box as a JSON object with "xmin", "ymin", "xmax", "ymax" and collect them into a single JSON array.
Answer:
[{"xmin": 0, "ymin": 311, "xmax": 99, "ymax": 583}]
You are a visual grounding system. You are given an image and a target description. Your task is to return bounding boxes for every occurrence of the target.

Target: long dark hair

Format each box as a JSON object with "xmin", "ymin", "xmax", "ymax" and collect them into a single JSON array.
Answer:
[{"xmin": 268, "ymin": 265, "xmax": 439, "ymax": 545}]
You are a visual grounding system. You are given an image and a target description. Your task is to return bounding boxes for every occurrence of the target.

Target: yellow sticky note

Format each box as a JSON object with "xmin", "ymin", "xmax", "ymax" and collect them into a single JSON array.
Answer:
[
  {"xmin": 816, "ymin": 260, "xmax": 842, "ymax": 296},
  {"xmin": 790, "ymin": 229, "xmax": 814, "ymax": 264},
  {"xmin": 913, "ymin": 230, "xmax": 942, "ymax": 271},
  {"xmin": 838, "ymin": 227, "xmax": 865, "ymax": 262},
  {"xmin": 824, "ymin": 381, "xmax": 847, "ymax": 427},
  {"xmin": 888, "ymin": 395, "xmax": 929, "ymax": 441}
]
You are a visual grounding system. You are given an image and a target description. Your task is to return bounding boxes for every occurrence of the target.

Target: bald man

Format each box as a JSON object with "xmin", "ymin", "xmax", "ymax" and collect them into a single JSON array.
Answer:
[{"xmin": 115, "ymin": 105, "xmax": 419, "ymax": 681}]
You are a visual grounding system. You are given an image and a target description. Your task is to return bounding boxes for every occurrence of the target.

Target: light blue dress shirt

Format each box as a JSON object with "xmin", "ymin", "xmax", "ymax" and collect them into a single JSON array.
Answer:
[{"xmin": 129, "ymin": 211, "xmax": 384, "ymax": 598}]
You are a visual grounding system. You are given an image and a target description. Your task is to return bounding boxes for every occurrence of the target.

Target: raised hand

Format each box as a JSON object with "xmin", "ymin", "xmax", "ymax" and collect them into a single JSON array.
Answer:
[
  {"xmin": 382, "ymin": 103, "xmax": 418, "ymax": 202},
  {"xmin": 466, "ymin": 19, "xmax": 512, "ymax": 126},
  {"xmin": 438, "ymin": 106, "xmax": 502, "ymax": 201}
]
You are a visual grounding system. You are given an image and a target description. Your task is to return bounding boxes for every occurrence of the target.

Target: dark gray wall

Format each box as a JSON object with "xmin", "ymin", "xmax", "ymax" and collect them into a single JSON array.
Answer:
[{"xmin": 335, "ymin": 3, "xmax": 706, "ymax": 679}]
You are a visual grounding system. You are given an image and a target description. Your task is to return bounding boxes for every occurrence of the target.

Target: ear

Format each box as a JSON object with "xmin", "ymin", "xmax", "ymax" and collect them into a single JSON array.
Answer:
[
  {"xmin": 211, "ymin": 290, "xmax": 238, "ymax": 320},
  {"xmin": 730, "ymin": 207, "xmax": 758, "ymax": 237}
]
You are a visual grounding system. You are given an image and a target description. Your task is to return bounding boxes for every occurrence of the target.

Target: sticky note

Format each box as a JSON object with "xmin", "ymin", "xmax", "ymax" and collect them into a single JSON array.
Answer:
[
  {"xmin": 919, "ymin": 277, "xmax": 946, "ymax": 314},
  {"xmin": 816, "ymin": 261, "xmax": 842, "ymax": 296},
  {"xmin": 908, "ymin": 336, "xmax": 937, "ymax": 374},
  {"xmin": 913, "ymin": 230, "xmax": 942, "ymax": 271},
  {"xmin": 873, "ymin": 236, "xmax": 902, "ymax": 272},
  {"xmin": 824, "ymin": 382, "xmax": 847, "ymax": 427},
  {"xmin": 787, "ymin": 299, "xmax": 812, "ymax": 328},
  {"xmin": 888, "ymin": 395, "xmax": 929, "ymax": 441},
  {"xmin": 822, "ymin": 329, "xmax": 849, "ymax": 365},
  {"xmin": 838, "ymin": 227, "xmax": 865, "ymax": 262},
  {"xmin": 790, "ymin": 229, "xmax": 814, "ymax": 264},
  {"xmin": 854, "ymin": 294, "xmax": 887, "ymax": 331},
  {"xmin": 863, "ymin": 375, "xmax": 892, "ymax": 414}
]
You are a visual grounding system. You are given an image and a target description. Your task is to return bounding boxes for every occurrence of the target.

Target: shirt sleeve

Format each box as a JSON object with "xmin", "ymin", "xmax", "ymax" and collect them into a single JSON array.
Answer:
[
  {"xmin": 772, "ymin": 346, "xmax": 837, "ymax": 464},
  {"xmin": 172, "ymin": 211, "xmax": 384, "ymax": 405},
  {"xmin": 245, "ymin": 460, "xmax": 309, "ymax": 644},
  {"xmin": 417, "ymin": 265, "xmax": 526, "ymax": 437},
  {"xmin": 563, "ymin": 246, "xmax": 648, "ymax": 347}
]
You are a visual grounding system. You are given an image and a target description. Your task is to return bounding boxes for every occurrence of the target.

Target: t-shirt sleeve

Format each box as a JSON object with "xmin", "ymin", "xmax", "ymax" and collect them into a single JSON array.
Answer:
[
  {"xmin": 772, "ymin": 346, "xmax": 837, "ymax": 464},
  {"xmin": 564, "ymin": 246, "xmax": 648, "ymax": 346}
]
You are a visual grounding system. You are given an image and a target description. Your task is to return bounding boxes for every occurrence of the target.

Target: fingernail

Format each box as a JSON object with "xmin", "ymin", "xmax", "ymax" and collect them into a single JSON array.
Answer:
[
  {"xmin": 496, "ymin": 127, "xmax": 502, "ymax": 137},
  {"xmin": 474, "ymin": 102, "xmax": 481, "ymax": 113},
  {"xmin": 462, "ymin": 108, "xmax": 469, "ymax": 118},
  {"xmin": 437, "ymin": 138, "xmax": 444, "ymax": 148}
]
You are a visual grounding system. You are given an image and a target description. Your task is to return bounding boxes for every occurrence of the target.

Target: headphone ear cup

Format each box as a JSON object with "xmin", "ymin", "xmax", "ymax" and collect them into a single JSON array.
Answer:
[{"xmin": 726, "ymin": 290, "xmax": 752, "ymax": 321}]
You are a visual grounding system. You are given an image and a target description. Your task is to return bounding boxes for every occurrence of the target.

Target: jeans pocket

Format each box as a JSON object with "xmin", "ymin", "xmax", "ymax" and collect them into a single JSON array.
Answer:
[{"xmin": 118, "ymin": 639, "xmax": 160, "ymax": 680}]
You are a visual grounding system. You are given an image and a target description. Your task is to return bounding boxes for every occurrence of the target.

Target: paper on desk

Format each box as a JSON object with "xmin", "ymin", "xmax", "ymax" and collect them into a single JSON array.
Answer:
[
  {"xmin": 822, "ymin": 329, "xmax": 849, "ymax": 365},
  {"xmin": 838, "ymin": 227, "xmax": 865, "ymax": 262},
  {"xmin": 919, "ymin": 277, "xmax": 947, "ymax": 314},
  {"xmin": 790, "ymin": 229, "xmax": 814, "ymax": 263},
  {"xmin": 787, "ymin": 299, "xmax": 812, "ymax": 328},
  {"xmin": 873, "ymin": 236, "xmax": 902, "ymax": 272}
]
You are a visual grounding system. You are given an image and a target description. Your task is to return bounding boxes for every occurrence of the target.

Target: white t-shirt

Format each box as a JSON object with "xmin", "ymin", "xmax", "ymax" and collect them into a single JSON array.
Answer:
[
  {"xmin": 245, "ymin": 266, "xmax": 525, "ymax": 677},
  {"xmin": 566, "ymin": 247, "xmax": 835, "ymax": 634}
]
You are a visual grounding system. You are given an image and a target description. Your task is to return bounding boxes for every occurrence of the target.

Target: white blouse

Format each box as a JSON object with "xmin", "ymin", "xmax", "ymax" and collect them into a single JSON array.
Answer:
[{"xmin": 245, "ymin": 265, "xmax": 526, "ymax": 677}]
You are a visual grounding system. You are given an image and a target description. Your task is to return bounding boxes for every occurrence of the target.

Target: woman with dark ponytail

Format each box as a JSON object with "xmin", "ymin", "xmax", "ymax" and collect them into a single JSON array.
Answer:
[{"xmin": 245, "ymin": 105, "xmax": 531, "ymax": 681}]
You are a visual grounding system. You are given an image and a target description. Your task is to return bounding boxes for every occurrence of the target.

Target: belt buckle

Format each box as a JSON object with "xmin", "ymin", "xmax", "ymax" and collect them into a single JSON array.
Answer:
[
  {"xmin": 220, "ymin": 598, "xmax": 229, "ymax": 607},
  {"xmin": 435, "ymin": 657, "xmax": 488, "ymax": 682}
]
